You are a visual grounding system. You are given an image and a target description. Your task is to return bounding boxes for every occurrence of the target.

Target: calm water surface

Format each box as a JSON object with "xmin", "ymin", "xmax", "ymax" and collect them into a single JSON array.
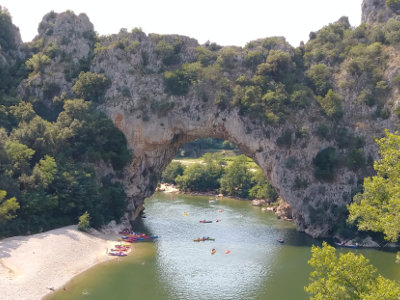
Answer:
[{"xmin": 46, "ymin": 193, "xmax": 400, "ymax": 300}]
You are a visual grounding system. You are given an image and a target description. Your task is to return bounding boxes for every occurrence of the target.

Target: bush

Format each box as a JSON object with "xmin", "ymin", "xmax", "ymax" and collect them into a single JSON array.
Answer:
[
  {"xmin": 163, "ymin": 70, "xmax": 190, "ymax": 95},
  {"xmin": 72, "ymin": 72, "xmax": 110, "ymax": 102},
  {"xmin": 346, "ymin": 148, "xmax": 366, "ymax": 170},
  {"xmin": 305, "ymin": 64, "xmax": 333, "ymax": 96},
  {"xmin": 313, "ymin": 147, "xmax": 338, "ymax": 181},
  {"xmin": 162, "ymin": 162, "xmax": 185, "ymax": 184},
  {"xmin": 316, "ymin": 90, "xmax": 343, "ymax": 119},
  {"xmin": 78, "ymin": 211, "xmax": 90, "ymax": 232},
  {"xmin": 155, "ymin": 38, "xmax": 183, "ymax": 65}
]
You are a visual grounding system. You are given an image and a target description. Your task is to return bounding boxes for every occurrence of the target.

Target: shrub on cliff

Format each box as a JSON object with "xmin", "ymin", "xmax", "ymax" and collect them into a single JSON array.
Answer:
[
  {"xmin": 313, "ymin": 147, "xmax": 338, "ymax": 181},
  {"xmin": 72, "ymin": 72, "xmax": 110, "ymax": 102},
  {"xmin": 163, "ymin": 70, "xmax": 190, "ymax": 95}
]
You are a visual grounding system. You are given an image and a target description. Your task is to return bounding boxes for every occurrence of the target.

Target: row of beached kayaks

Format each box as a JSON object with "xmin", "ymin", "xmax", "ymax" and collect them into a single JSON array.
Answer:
[
  {"xmin": 108, "ymin": 230, "xmax": 159, "ymax": 257},
  {"xmin": 119, "ymin": 232, "xmax": 159, "ymax": 243}
]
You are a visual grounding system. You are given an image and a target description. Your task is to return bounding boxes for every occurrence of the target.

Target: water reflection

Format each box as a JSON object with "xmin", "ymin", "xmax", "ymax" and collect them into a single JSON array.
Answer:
[{"xmin": 46, "ymin": 193, "xmax": 399, "ymax": 300}]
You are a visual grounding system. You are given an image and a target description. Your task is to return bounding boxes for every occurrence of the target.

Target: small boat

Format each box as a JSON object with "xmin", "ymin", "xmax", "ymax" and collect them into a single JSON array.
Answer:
[
  {"xmin": 335, "ymin": 242, "xmax": 358, "ymax": 249},
  {"xmin": 108, "ymin": 252, "xmax": 127, "ymax": 257},
  {"xmin": 199, "ymin": 220, "xmax": 213, "ymax": 223},
  {"xmin": 183, "ymin": 212, "xmax": 188, "ymax": 216},
  {"xmin": 277, "ymin": 238, "xmax": 284, "ymax": 243},
  {"xmin": 110, "ymin": 248, "xmax": 129, "ymax": 252},
  {"xmin": 193, "ymin": 237, "xmax": 215, "ymax": 242}
]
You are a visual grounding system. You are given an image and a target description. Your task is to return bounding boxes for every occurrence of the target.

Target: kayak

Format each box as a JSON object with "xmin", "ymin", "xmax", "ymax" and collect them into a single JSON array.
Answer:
[
  {"xmin": 199, "ymin": 220, "xmax": 212, "ymax": 223},
  {"xmin": 109, "ymin": 252, "xmax": 127, "ymax": 256},
  {"xmin": 193, "ymin": 237, "xmax": 215, "ymax": 242}
]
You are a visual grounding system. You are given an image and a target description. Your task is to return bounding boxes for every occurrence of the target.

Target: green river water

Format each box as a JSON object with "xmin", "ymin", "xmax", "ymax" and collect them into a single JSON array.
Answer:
[{"xmin": 46, "ymin": 193, "xmax": 400, "ymax": 300}]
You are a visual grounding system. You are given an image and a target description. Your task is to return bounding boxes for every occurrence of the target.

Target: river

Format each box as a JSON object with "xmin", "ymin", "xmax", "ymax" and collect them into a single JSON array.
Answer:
[{"xmin": 46, "ymin": 193, "xmax": 400, "ymax": 300}]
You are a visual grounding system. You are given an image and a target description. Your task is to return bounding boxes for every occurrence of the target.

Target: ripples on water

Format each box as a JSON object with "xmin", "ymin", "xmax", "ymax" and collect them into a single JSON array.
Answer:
[{"xmin": 45, "ymin": 193, "xmax": 400, "ymax": 300}]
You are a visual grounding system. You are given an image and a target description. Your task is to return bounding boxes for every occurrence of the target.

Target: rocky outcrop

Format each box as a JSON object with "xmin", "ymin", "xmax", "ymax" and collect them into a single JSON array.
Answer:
[
  {"xmin": 275, "ymin": 200, "xmax": 293, "ymax": 220},
  {"xmin": 18, "ymin": 11, "xmax": 95, "ymax": 104},
  {"xmin": 362, "ymin": 0, "xmax": 400, "ymax": 23},
  {"xmin": 12, "ymin": 1, "xmax": 400, "ymax": 238}
]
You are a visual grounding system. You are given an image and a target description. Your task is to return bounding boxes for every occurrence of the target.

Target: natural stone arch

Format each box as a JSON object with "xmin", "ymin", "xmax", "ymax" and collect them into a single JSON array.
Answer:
[
  {"xmin": 106, "ymin": 99, "xmax": 347, "ymax": 238},
  {"xmin": 16, "ymin": 0, "xmax": 400, "ymax": 238}
]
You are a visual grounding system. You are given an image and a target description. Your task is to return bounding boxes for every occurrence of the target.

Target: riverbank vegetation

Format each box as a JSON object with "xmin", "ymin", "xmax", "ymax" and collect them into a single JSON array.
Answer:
[
  {"xmin": 162, "ymin": 143, "xmax": 278, "ymax": 201},
  {"xmin": 306, "ymin": 242, "xmax": 400, "ymax": 299},
  {"xmin": 0, "ymin": 8, "xmax": 131, "ymax": 237}
]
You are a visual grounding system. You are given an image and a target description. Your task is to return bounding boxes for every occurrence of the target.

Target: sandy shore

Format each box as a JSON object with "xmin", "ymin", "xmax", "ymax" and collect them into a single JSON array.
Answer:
[
  {"xmin": 0, "ymin": 225, "xmax": 121, "ymax": 300},
  {"xmin": 158, "ymin": 183, "xmax": 180, "ymax": 193}
]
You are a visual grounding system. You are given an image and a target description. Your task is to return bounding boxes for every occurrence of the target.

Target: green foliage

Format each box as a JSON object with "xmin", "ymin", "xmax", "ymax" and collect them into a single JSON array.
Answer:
[
  {"xmin": 163, "ymin": 69, "xmax": 191, "ymax": 95},
  {"xmin": 313, "ymin": 147, "xmax": 337, "ymax": 181},
  {"xmin": 305, "ymin": 64, "xmax": 333, "ymax": 96},
  {"xmin": 316, "ymin": 89, "xmax": 343, "ymax": 119},
  {"xmin": 387, "ymin": 0, "xmax": 400, "ymax": 11},
  {"xmin": 155, "ymin": 38, "xmax": 183, "ymax": 65},
  {"xmin": 0, "ymin": 6, "xmax": 16, "ymax": 51},
  {"xmin": 383, "ymin": 18, "xmax": 400, "ymax": 44},
  {"xmin": 72, "ymin": 72, "xmax": 110, "ymax": 102},
  {"xmin": 249, "ymin": 167, "xmax": 278, "ymax": 200},
  {"xmin": 305, "ymin": 242, "xmax": 400, "ymax": 300},
  {"xmin": 219, "ymin": 155, "xmax": 253, "ymax": 198},
  {"xmin": 0, "ymin": 190, "xmax": 19, "ymax": 224},
  {"xmin": 195, "ymin": 46, "xmax": 217, "ymax": 66},
  {"xmin": 257, "ymin": 50, "xmax": 293, "ymax": 82},
  {"xmin": 346, "ymin": 148, "xmax": 366, "ymax": 171},
  {"xmin": 161, "ymin": 161, "xmax": 185, "ymax": 184},
  {"xmin": 78, "ymin": 211, "xmax": 90, "ymax": 232},
  {"xmin": 32, "ymin": 155, "xmax": 57, "ymax": 188},
  {"xmin": 176, "ymin": 153, "xmax": 224, "ymax": 192},
  {"xmin": 26, "ymin": 53, "xmax": 51, "ymax": 75},
  {"xmin": 4, "ymin": 140, "xmax": 35, "ymax": 177},
  {"xmin": 216, "ymin": 47, "xmax": 237, "ymax": 70},
  {"xmin": 348, "ymin": 130, "xmax": 400, "ymax": 242},
  {"xmin": 243, "ymin": 50, "xmax": 264, "ymax": 69},
  {"xmin": 44, "ymin": 42, "xmax": 60, "ymax": 59},
  {"xmin": 0, "ymin": 97, "xmax": 131, "ymax": 236}
]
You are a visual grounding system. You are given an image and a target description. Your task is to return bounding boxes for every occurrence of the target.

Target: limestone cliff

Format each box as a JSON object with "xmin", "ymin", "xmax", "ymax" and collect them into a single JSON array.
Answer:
[{"xmin": 13, "ymin": 1, "xmax": 400, "ymax": 237}]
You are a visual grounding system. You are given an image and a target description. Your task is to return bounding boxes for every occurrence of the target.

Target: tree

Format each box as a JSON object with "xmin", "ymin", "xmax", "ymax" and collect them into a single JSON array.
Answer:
[
  {"xmin": 78, "ymin": 211, "xmax": 91, "ymax": 232},
  {"xmin": 0, "ymin": 190, "xmax": 19, "ymax": 223},
  {"xmin": 220, "ymin": 155, "xmax": 253, "ymax": 198},
  {"xmin": 305, "ymin": 242, "xmax": 400, "ymax": 300},
  {"xmin": 306, "ymin": 64, "xmax": 333, "ymax": 96},
  {"xmin": 249, "ymin": 167, "xmax": 278, "ymax": 201},
  {"xmin": 32, "ymin": 155, "xmax": 57, "ymax": 188},
  {"xmin": 162, "ymin": 161, "xmax": 185, "ymax": 184},
  {"xmin": 316, "ymin": 89, "xmax": 343, "ymax": 119},
  {"xmin": 4, "ymin": 141, "xmax": 35, "ymax": 177},
  {"xmin": 72, "ymin": 72, "xmax": 110, "ymax": 102},
  {"xmin": 348, "ymin": 130, "xmax": 400, "ymax": 242}
]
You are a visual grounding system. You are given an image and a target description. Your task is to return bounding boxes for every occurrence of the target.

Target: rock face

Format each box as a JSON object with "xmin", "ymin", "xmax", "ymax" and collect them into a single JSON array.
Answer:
[
  {"xmin": 13, "ymin": 2, "xmax": 400, "ymax": 238},
  {"xmin": 362, "ymin": 0, "xmax": 398, "ymax": 23},
  {"xmin": 275, "ymin": 200, "xmax": 293, "ymax": 220}
]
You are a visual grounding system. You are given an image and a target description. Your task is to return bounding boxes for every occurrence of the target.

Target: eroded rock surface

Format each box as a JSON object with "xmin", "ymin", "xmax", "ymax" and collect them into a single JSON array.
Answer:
[{"xmin": 13, "ymin": 1, "xmax": 400, "ymax": 237}]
